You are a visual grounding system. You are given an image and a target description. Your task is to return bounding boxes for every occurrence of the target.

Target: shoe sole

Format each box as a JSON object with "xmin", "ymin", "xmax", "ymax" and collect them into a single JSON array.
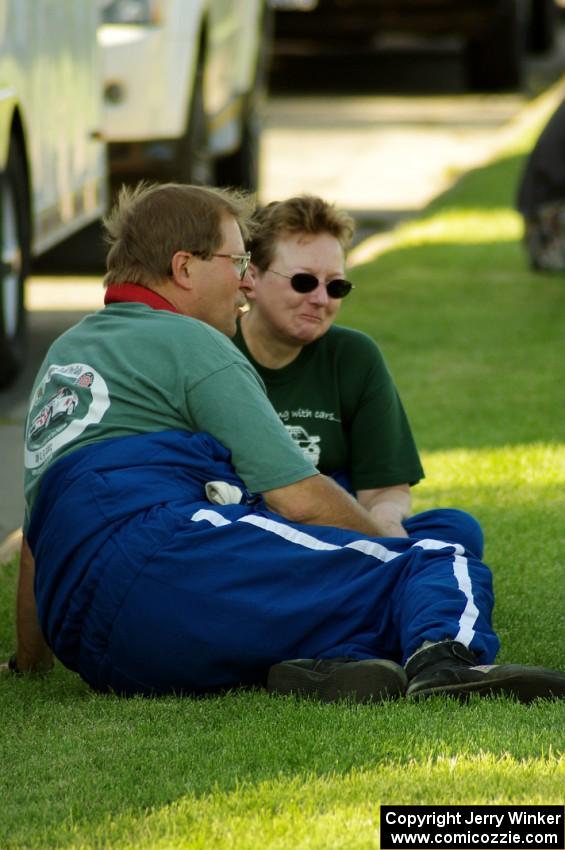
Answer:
[
  {"xmin": 407, "ymin": 665, "xmax": 565, "ymax": 702},
  {"xmin": 267, "ymin": 659, "xmax": 407, "ymax": 703}
]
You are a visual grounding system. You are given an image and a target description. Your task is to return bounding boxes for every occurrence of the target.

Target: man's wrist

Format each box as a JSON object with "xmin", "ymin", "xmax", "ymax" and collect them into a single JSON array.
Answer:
[{"xmin": 7, "ymin": 651, "xmax": 54, "ymax": 674}]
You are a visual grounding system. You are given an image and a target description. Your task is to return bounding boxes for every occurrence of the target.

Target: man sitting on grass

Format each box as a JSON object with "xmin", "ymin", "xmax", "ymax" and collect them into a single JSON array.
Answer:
[{"xmin": 4, "ymin": 181, "xmax": 565, "ymax": 704}]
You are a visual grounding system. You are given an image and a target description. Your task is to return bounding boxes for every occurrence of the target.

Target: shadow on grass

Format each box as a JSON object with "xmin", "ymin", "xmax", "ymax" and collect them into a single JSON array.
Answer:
[
  {"xmin": 339, "ymin": 147, "xmax": 565, "ymax": 458},
  {"xmin": 343, "ymin": 229, "xmax": 565, "ymax": 452}
]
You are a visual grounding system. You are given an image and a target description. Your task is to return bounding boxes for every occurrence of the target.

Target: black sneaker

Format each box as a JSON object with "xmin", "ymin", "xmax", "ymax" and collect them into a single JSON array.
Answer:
[
  {"xmin": 406, "ymin": 641, "xmax": 565, "ymax": 702},
  {"xmin": 267, "ymin": 657, "xmax": 407, "ymax": 703}
]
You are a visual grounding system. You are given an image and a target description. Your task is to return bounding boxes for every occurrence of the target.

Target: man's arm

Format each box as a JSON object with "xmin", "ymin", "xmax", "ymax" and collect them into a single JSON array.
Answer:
[
  {"xmin": 356, "ymin": 484, "xmax": 412, "ymax": 538},
  {"xmin": 263, "ymin": 473, "xmax": 391, "ymax": 537},
  {"xmin": 7, "ymin": 537, "xmax": 53, "ymax": 673}
]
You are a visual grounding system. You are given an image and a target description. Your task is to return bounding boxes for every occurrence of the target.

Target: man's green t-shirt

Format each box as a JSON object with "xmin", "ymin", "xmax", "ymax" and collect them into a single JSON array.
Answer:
[
  {"xmin": 233, "ymin": 323, "xmax": 424, "ymax": 492},
  {"xmin": 24, "ymin": 304, "xmax": 316, "ymax": 516}
]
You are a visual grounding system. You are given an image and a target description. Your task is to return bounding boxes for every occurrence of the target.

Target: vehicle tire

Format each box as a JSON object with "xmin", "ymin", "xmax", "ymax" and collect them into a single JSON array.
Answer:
[
  {"xmin": 175, "ymin": 52, "xmax": 214, "ymax": 185},
  {"xmin": 215, "ymin": 93, "xmax": 261, "ymax": 193},
  {"xmin": 0, "ymin": 139, "xmax": 29, "ymax": 389},
  {"xmin": 465, "ymin": 0, "xmax": 528, "ymax": 91},
  {"xmin": 216, "ymin": 7, "xmax": 272, "ymax": 192}
]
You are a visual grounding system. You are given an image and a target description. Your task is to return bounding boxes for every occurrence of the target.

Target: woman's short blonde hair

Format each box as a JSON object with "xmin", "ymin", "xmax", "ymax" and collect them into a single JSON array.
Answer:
[
  {"xmin": 248, "ymin": 195, "xmax": 355, "ymax": 273},
  {"xmin": 103, "ymin": 181, "xmax": 256, "ymax": 287}
]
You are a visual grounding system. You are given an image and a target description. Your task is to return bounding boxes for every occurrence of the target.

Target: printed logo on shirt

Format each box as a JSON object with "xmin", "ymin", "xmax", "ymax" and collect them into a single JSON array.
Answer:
[
  {"xmin": 285, "ymin": 425, "xmax": 321, "ymax": 466},
  {"xmin": 279, "ymin": 408, "xmax": 341, "ymax": 423},
  {"xmin": 24, "ymin": 363, "xmax": 110, "ymax": 471}
]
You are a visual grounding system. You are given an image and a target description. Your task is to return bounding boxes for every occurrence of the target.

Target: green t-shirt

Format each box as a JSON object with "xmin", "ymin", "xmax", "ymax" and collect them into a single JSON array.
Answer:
[
  {"xmin": 233, "ymin": 323, "xmax": 424, "ymax": 491},
  {"xmin": 24, "ymin": 303, "xmax": 316, "ymax": 516}
]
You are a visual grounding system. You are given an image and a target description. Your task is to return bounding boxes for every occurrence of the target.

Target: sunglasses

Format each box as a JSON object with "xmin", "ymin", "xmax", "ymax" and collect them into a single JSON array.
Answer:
[{"xmin": 268, "ymin": 269, "xmax": 354, "ymax": 299}]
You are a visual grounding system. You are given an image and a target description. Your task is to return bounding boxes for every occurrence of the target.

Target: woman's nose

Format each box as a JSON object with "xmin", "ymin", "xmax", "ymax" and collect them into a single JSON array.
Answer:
[{"xmin": 308, "ymin": 282, "xmax": 329, "ymax": 304}]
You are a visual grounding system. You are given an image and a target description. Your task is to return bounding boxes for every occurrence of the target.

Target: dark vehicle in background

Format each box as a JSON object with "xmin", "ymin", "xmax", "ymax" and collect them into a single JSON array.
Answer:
[{"xmin": 270, "ymin": 0, "xmax": 559, "ymax": 90}]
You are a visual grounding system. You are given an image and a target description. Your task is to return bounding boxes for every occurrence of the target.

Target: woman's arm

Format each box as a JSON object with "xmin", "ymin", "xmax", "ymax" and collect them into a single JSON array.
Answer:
[{"xmin": 356, "ymin": 484, "xmax": 412, "ymax": 538}]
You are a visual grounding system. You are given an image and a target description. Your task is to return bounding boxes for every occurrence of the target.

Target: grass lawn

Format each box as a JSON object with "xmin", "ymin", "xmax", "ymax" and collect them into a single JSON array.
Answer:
[{"xmin": 1, "ymin": 83, "xmax": 564, "ymax": 849}]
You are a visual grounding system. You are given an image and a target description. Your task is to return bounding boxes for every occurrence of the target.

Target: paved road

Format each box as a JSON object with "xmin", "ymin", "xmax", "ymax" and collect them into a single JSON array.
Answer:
[
  {"xmin": 1, "ymin": 40, "xmax": 564, "ymax": 554},
  {"xmin": 261, "ymin": 91, "xmax": 524, "ymax": 238}
]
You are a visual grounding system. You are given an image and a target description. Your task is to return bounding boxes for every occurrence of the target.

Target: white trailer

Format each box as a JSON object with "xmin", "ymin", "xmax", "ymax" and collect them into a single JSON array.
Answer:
[
  {"xmin": 0, "ymin": 0, "xmax": 107, "ymax": 387},
  {"xmin": 99, "ymin": 0, "xmax": 271, "ymax": 191}
]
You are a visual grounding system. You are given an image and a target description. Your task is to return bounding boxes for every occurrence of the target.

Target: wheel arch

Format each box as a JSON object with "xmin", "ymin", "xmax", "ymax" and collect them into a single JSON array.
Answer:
[
  {"xmin": 0, "ymin": 113, "xmax": 31, "ymax": 388},
  {"xmin": 6, "ymin": 111, "xmax": 31, "ymax": 230},
  {"xmin": 0, "ymin": 102, "xmax": 32, "ymax": 243}
]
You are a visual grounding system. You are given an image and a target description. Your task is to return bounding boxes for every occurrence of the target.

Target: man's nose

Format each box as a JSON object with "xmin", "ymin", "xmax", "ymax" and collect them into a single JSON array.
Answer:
[{"xmin": 240, "ymin": 267, "xmax": 255, "ymax": 292}]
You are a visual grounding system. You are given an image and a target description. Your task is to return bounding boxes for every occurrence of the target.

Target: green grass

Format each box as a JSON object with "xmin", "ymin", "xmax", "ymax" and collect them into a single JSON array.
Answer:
[{"xmin": 2, "ymin": 84, "xmax": 565, "ymax": 848}]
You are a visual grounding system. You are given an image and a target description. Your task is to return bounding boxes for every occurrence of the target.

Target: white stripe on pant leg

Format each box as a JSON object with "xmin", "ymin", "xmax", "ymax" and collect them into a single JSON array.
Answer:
[
  {"xmin": 191, "ymin": 508, "xmax": 231, "ymax": 527},
  {"xmin": 191, "ymin": 509, "xmax": 401, "ymax": 560},
  {"xmin": 345, "ymin": 538, "xmax": 400, "ymax": 562},
  {"xmin": 190, "ymin": 508, "xmax": 340, "ymax": 549},
  {"xmin": 188, "ymin": 509, "xmax": 480, "ymax": 646},
  {"xmin": 452, "ymin": 552, "xmax": 479, "ymax": 647},
  {"xmin": 413, "ymin": 538, "xmax": 464, "ymax": 555},
  {"xmin": 238, "ymin": 514, "xmax": 342, "ymax": 551},
  {"xmin": 412, "ymin": 538, "xmax": 478, "ymax": 646}
]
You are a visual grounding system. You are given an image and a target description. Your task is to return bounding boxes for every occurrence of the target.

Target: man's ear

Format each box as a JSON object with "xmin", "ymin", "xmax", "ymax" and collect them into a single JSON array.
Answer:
[{"xmin": 170, "ymin": 250, "xmax": 193, "ymax": 289}]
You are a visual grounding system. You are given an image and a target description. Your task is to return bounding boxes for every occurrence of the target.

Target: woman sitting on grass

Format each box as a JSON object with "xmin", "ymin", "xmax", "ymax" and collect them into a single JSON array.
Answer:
[{"xmin": 234, "ymin": 194, "xmax": 483, "ymax": 553}]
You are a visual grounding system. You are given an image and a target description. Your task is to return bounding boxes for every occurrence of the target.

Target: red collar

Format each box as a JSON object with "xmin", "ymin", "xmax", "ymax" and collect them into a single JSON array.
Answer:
[{"xmin": 104, "ymin": 283, "xmax": 180, "ymax": 313}]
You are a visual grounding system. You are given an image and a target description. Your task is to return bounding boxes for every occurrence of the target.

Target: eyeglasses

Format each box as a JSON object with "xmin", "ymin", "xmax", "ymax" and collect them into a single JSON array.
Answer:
[
  {"xmin": 191, "ymin": 251, "xmax": 251, "ymax": 280},
  {"xmin": 268, "ymin": 269, "xmax": 354, "ymax": 299}
]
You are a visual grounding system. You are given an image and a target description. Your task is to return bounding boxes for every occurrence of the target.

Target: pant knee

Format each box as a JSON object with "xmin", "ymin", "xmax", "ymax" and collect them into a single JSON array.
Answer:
[{"xmin": 404, "ymin": 508, "xmax": 484, "ymax": 558}]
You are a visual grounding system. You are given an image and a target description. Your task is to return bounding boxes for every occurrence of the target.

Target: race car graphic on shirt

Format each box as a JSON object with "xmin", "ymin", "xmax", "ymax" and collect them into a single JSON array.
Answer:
[
  {"xmin": 28, "ymin": 387, "xmax": 80, "ymax": 439},
  {"xmin": 285, "ymin": 425, "xmax": 321, "ymax": 466},
  {"xmin": 25, "ymin": 364, "xmax": 110, "ymax": 472}
]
